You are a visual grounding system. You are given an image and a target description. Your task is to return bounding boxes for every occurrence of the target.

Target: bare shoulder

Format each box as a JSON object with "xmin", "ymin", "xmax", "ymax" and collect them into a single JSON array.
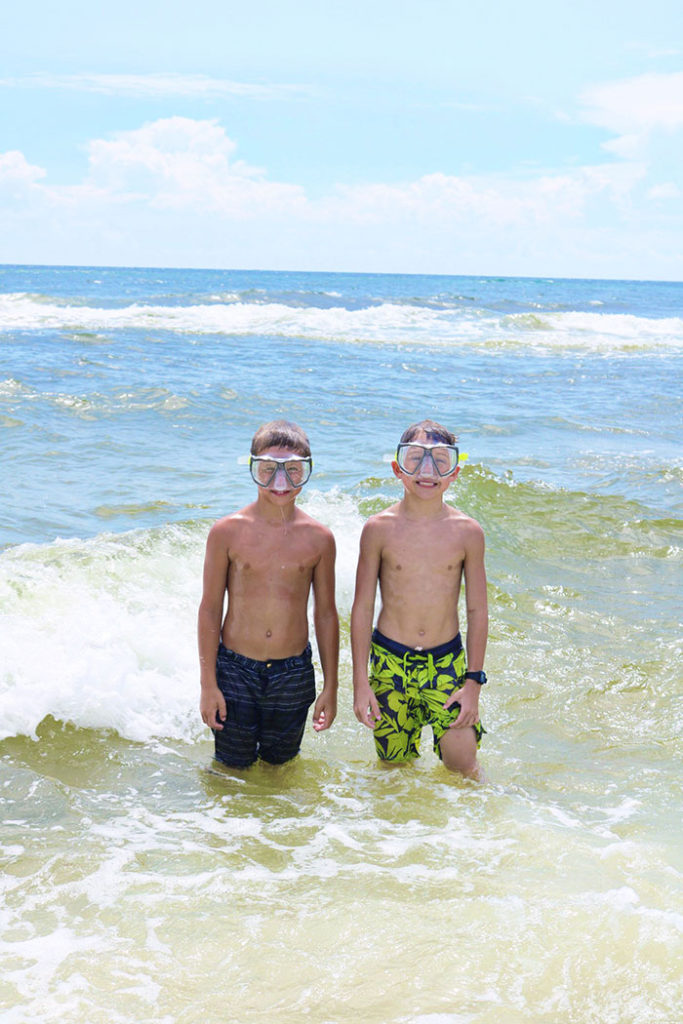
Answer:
[
  {"xmin": 355, "ymin": 507, "xmax": 395, "ymax": 562},
  {"xmin": 360, "ymin": 502, "xmax": 402, "ymax": 540},
  {"xmin": 293, "ymin": 507, "xmax": 336, "ymax": 552},
  {"xmin": 206, "ymin": 504, "xmax": 255, "ymax": 544},
  {"xmin": 446, "ymin": 504, "xmax": 486, "ymax": 546}
]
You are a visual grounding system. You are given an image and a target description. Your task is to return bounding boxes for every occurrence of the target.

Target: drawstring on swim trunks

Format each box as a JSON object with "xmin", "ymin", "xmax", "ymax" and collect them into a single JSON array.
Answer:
[{"xmin": 402, "ymin": 650, "xmax": 437, "ymax": 689}]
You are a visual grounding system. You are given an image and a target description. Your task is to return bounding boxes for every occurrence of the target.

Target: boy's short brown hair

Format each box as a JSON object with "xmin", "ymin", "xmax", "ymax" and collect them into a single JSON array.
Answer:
[
  {"xmin": 251, "ymin": 420, "xmax": 312, "ymax": 457},
  {"xmin": 399, "ymin": 419, "xmax": 457, "ymax": 446}
]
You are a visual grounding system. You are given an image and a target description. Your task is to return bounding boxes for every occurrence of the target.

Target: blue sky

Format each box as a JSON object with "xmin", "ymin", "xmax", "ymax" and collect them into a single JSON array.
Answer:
[{"xmin": 1, "ymin": 0, "xmax": 681, "ymax": 279}]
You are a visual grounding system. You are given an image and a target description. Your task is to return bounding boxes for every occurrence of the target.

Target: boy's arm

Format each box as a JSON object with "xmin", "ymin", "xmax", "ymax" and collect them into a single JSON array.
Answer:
[
  {"xmin": 351, "ymin": 521, "xmax": 382, "ymax": 729},
  {"xmin": 311, "ymin": 530, "xmax": 339, "ymax": 732},
  {"xmin": 197, "ymin": 521, "xmax": 229, "ymax": 731},
  {"xmin": 446, "ymin": 522, "xmax": 488, "ymax": 729}
]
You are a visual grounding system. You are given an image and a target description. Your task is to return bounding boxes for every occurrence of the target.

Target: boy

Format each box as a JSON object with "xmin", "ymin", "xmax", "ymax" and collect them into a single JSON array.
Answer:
[
  {"xmin": 198, "ymin": 420, "xmax": 339, "ymax": 768},
  {"xmin": 351, "ymin": 419, "xmax": 488, "ymax": 778}
]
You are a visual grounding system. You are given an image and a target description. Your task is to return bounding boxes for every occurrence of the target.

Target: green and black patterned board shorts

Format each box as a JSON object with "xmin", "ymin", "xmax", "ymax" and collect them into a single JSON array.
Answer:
[{"xmin": 369, "ymin": 629, "xmax": 485, "ymax": 762}]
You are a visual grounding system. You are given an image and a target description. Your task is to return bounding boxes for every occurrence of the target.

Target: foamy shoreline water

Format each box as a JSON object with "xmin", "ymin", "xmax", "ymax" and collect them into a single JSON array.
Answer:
[{"xmin": 2, "ymin": 290, "xmax": 683, "ymax": 352}]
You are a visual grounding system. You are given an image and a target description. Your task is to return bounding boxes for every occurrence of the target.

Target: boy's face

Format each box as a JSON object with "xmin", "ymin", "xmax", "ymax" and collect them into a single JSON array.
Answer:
[
  {"xmin": 250, "ymin": 445, "xmax": 311, "ymax": 504},
  {"xmin": 392, "ymin": 430, "xmax": 460, "ymax": 499}
]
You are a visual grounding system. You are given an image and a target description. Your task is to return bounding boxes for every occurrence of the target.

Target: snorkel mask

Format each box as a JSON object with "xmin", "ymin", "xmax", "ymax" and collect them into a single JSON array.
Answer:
[
  {"xmin": 395, "ymin": 442, "xmax": 459, "ymax": 477},
  {"xmin": 249, "ymin": 454, "xmax": 313, "ymax": 489}
]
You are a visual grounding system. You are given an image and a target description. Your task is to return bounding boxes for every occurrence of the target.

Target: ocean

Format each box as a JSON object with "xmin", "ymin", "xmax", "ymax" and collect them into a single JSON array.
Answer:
[{"xmin": 1, "ymin": 265, "xmax": 681, "ymax": 1023}]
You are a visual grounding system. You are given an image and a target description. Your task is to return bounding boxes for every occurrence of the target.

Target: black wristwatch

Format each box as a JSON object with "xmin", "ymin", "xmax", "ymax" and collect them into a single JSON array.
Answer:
[{"xmin": 464, "ymin": 670, "xmax": 487, "ymax": 685}]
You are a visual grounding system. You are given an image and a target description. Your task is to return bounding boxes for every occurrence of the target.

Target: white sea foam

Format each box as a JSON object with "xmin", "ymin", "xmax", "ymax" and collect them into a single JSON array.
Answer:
[
  {"xmin": 0, "ymin": 493, "xmax": 363, "ymax": 743},
  {"xmin": 301, "ymin": 488, "xmax": 364, "ymax": 605},
  {"xmin": 503, "ymin": 309, "xmax": 683, "ymax": 349},
  {"xmin": 0, "ymin": 526, "xmax": 203, "ymax": 743},
  {"xmin": 1, "ymin": 292, "xmax": 681, "ymax": 351}
]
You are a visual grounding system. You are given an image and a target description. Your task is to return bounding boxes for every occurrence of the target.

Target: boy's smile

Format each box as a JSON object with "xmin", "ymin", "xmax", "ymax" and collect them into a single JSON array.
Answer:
[
  {"xmin": 406, "ymin": 471, "xmax": 455, "ymax": 499},
  {"xmin": 414, "ymin": 477, "xmax": 441, "ymax": 491}
]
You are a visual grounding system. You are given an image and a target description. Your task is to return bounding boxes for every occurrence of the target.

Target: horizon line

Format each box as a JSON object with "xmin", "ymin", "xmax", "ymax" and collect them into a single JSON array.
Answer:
[{"xmin": 1, "ymin": 262, "xmax": 681, "ymax": 287}]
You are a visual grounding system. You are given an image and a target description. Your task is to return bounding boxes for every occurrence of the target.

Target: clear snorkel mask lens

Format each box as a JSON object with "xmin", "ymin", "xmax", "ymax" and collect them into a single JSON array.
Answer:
[
  {"xmin": 249, "ymin": 454, "xmax": 313, "ymax": 489},
  {"xmin": 395, "ymin": 442, "xmax": 459, "ymax": 477}
]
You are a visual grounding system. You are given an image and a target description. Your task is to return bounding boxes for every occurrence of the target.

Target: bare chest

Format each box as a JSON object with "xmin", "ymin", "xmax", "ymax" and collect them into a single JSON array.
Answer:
[
  {"xmin": 228, "ymin": 531, "xmax": 318, "ymax": 586},
  {"xmin": 380, "ymin": 549, "xmax": 462, "ymax": 593},
  {"xmin": 382, "ymin": 527, "xmax": 463, "ymax": 574}
]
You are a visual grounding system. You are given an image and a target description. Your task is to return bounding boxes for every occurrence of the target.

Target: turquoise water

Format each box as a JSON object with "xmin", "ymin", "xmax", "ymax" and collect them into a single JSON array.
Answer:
[{"xmin": 1, "ymin": 266, "xmax": 682, "ymax": 1022}]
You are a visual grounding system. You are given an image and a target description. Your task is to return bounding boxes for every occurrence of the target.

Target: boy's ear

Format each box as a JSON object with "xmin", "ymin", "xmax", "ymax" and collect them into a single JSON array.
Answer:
[{"xmin": 391, "ymin": 460, "xmax": 403, "ymax": 480}]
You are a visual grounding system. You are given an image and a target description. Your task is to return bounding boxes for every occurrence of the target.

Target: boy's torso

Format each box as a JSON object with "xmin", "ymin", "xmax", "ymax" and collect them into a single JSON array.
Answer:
[
  {"xmin": 219, "ymin": 506, "xmax": 324, "ymax": 661},
  {"xmin": 374, "ymin": 502, "xmax": 473, "ymax": 649}
]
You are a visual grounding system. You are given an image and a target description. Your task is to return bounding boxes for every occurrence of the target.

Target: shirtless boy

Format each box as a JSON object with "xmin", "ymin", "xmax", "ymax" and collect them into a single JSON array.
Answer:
[
  {"xmin": 198, "ymin": 420, "xmax": 339, "ymax": 768},
  {"xmin": 351, "ymin": 420, "xmax": 488, "ymax": 778}
]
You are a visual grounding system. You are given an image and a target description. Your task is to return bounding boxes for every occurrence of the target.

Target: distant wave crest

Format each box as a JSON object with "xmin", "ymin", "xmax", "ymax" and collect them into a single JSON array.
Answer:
[{"xmin": 2, "ymin": 292, "xmax": 682, "ymax": 352}]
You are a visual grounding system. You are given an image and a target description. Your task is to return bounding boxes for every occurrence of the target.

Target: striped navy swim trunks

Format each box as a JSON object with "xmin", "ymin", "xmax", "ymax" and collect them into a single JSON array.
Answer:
[{"xmin": 214, "ymin": 642, "xmax": 316, "ymax": 768}]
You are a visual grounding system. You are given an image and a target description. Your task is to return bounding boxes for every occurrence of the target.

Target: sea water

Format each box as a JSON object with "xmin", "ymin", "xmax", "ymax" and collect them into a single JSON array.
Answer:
[{"xmin": 1, "ymin": 266, "xmax": 681, "ymax": 1023}]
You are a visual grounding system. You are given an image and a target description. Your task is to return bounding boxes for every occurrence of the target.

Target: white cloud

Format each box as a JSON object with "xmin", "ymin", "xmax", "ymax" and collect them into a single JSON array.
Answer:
[
  {"xmin": 0, "ymin": 73, "xmax": 309, "ymax": 101},
  {"xmin": 320, "ymin": 163, "xmax": 648, "ymax": 228},
  {"xmin": 647, "ymin": 182, "xmax": 681, "ymax": 200},
  {"xmin": 0, "ymin": 116, "xmax": 680, "ymax": 278},
  {"xmin": 0, "ymin": 150, "xmax": 46, "ymax": 189},
  {"xmin": 580, "ymin": 71, "xmax": 683, "ymax": 158},
  {"xmin": 82, "ymin": 117, "xmax": 306, "ymax": 215}
]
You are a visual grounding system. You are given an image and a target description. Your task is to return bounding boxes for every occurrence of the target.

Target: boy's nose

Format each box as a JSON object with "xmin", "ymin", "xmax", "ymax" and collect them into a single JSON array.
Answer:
[{"xmin": 418, "ymin": 455, "xmax": 436, "ymax": 477}]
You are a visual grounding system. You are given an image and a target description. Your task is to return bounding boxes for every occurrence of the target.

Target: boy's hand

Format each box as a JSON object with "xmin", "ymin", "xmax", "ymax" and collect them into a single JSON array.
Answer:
[
  {"xmin": 312, "ymin": 687, "xmax": 337, "ymax": 731},
  {"xmin": 200, "ymin": 685, "xmax": 227, "ymax": 731},
  {"xmin": 353, "ymin": 682, "xmax": 382, "ymax": 729},
  {"xmin": 444, "ymin": 682, "xmax": 480, "ymax": 730}
]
